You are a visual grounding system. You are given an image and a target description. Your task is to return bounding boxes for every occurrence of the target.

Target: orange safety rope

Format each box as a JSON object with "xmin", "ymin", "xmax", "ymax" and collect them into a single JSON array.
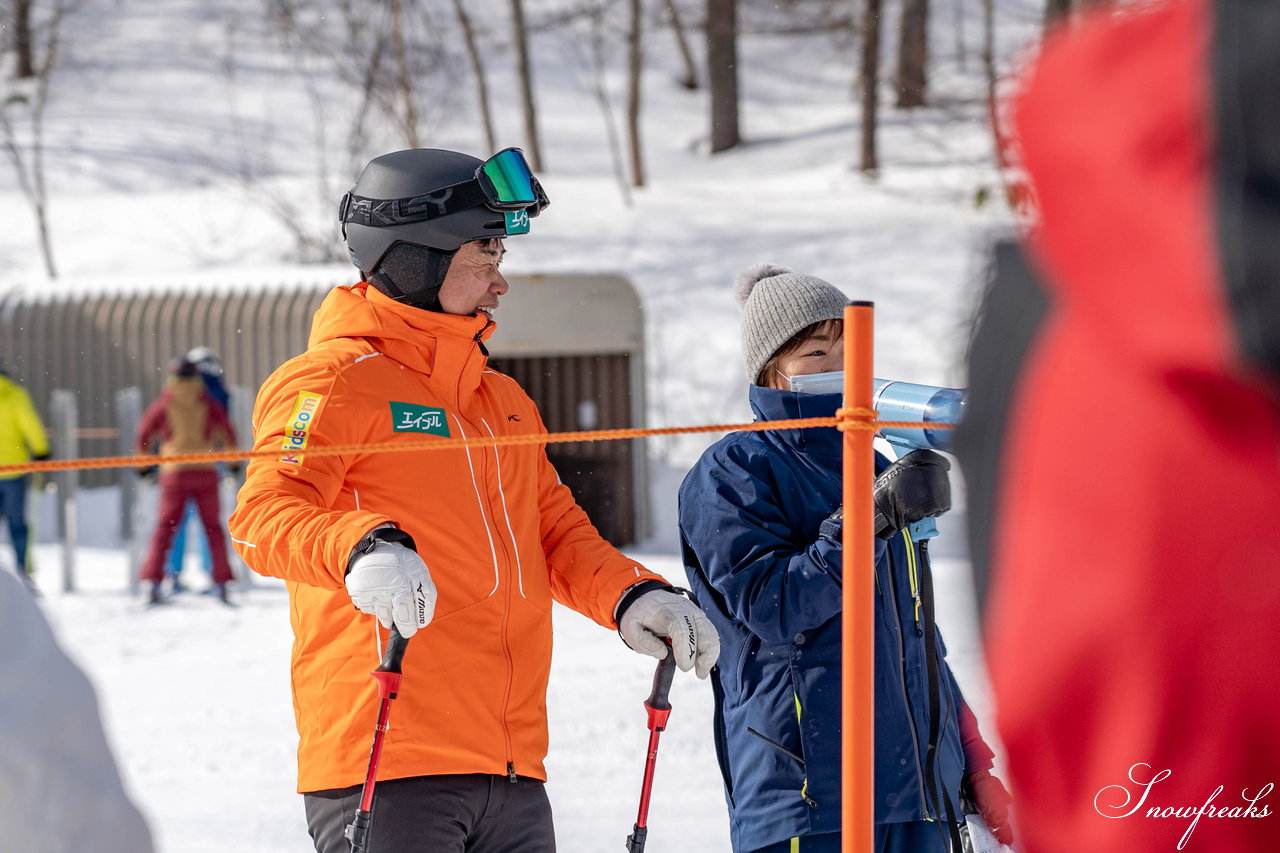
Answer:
[{"xmin": 0, "ymin": 416, "xmax": 953, "ymax": 476}]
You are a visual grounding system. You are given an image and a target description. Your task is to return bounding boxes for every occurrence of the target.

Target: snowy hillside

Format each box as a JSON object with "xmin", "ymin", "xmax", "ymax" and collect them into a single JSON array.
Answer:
[
  {"xmin": 2, "ymin": 0, "xmax": 1045, "ymax": 849},
  {"xmin": 2, "ymin": 0, "xmax": 1041, "ymax": 465}
]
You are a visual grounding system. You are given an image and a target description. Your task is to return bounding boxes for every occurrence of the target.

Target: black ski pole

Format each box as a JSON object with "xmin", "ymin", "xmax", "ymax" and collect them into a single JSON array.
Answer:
[
  {"xmin": 626, "ymin": 639, "xmax": 676, "ymax": 853},
  {"xmin": 345, "ymin": 627, "xmax": 409, "ymax": 853}
]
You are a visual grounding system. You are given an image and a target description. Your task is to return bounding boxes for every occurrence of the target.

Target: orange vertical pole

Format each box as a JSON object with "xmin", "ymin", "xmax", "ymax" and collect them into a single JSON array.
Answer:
[{"xmin": 842, "ymin": 302, "xmax": 875, "ymax": 853}]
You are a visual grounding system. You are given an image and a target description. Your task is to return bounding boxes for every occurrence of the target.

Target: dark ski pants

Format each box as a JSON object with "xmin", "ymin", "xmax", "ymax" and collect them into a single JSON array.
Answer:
[
  {"xmin": 304, "ymin": 773, "xmax": 556, "ymax": 853},
  {"xmin": 751, "ymin": 821, "xmax": 957, "ymax": 853},
  {"xmin": 140, "ymin": 469, "xmax": 232, "ymax": 586},
  {"xmin": 0, "ymin": 475, "xmax": 31, "ymax": 573}
]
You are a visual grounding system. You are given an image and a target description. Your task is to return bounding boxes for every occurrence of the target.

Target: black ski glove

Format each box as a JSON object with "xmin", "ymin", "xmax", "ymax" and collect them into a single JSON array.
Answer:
[
  {"xmin": 873, "ymin": 449, "xmax": 951, "ymax": 539},
  {"xmin": 819, "ymin": 506, "xmax": 843, "ymax": 542}
]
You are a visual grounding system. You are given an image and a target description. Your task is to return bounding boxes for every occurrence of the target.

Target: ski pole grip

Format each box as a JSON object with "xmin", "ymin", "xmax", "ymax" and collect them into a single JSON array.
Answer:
[
  {"xmin": 646, "ymin": 639, "xmax": 676, "ymax": 711},
  {"xmin": 378, "ymin": 627, "xmax": 409, "ymax": 674}
]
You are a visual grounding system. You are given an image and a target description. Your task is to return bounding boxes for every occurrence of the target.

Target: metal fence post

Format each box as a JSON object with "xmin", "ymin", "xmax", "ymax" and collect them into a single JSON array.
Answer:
[
  {"xmin": 50, "ymin": 390, "xmax": 78, "ymax": 593},
  {"xmin": 226, "ymin": 384, "xmax": 255, "ymax": 588},
  {"xmin": 116, "ymin": 387, "xmax": 142, "ymax": 593}
]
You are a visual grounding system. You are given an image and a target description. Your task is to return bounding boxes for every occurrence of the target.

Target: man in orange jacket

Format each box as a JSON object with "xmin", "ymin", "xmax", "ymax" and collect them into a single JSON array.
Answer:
[{"xmin": 228, "ymin": 147, "xmax": 719, "ymax": 853}]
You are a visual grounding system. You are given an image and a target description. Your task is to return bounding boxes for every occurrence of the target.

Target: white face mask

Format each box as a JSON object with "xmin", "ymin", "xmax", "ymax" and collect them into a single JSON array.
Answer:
[{"xmin": 788, "ymin": 370, "xmax": 844, "ymax": 395}]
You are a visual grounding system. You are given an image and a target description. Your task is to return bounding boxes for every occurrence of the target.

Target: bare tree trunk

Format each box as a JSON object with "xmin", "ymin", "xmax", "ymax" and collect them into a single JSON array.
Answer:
[
  {"xmin": 983, "ymin": 0, "xmax": 997, "ymax": 110},
  {"xmin": 707, "ymin": 0, "xmax": 739, "ymax": 153},
  {"xmin": 390, "ymin": 0, "xmax": 420, "ymax": 147},
  {"xmin": 13, "ymin": 0, "xmax": 36, "ymax": 78},
  {"xmin": 626, "ymin": 0, "xmax": 645, "ymax": 186},
  {"xmin": 663, "ymin": 0, "xmax": 698, "ymax": 89},
  {"xmin": 451, "ymin": 0, "xmax": 497, "ymax": 153},
  {"xmin": 509, "ymin": 0, "xmax": 544, "ymax": 170},
  {"xmin": 579, "ymin": 5, "xmax": 632, "ymax": 205},
  {"xmin": 859, "ymin": 0, "xmax": 882, "ymax": 174},
  {"xmin": 30, "ymin": 28, "xmax": 57, "ymax": 278},
  {"xmin": 1, "ymin": 0, "xmax": 69, "ymax": 276},
  {"xmin": 982, "ymin": 0, "xmax": 1021, "ymax": 211},
  {"xmin": 895, "ymin": 0, "xmax": 929, "ymax": 108},
  {"xmin": 32, "ymin": 183, "xmax": 55, "ymax": 278}
]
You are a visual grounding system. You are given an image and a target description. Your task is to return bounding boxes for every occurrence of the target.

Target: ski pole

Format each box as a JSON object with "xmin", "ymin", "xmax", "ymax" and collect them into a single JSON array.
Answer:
[
  {"xmin": 626, "ymin": 639, "xmax": 676, "ymax": 853},
  {"xmin": 345, "ymin": 626, "xmax": 409, "ymax": 853}
]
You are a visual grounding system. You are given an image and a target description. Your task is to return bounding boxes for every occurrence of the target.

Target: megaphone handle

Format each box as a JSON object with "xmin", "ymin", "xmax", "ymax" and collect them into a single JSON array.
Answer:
[{"xmin": 908, "ymin": 517, "xmax": 939, "ymax": 540}]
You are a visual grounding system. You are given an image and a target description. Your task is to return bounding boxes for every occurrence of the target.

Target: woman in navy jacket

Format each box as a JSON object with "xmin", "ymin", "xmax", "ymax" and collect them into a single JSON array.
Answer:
[{"xmin": 678, "ymin": 264, "xmax": 1012, "ymax": 853}]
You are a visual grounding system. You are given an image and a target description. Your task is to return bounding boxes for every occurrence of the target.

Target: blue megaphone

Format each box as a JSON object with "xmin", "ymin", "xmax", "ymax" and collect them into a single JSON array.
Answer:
[
  {"xmin": 870, "ymin": 379, "xmax": 964, "ymax": 454},
  {"xmin": 789, "ymin": 372, "xmax": 965, "ymax": 539}
]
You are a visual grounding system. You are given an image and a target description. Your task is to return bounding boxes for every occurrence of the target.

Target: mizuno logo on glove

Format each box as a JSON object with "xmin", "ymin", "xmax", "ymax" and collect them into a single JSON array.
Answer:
[
  {"xmin": 682, "ymin": 615, "xmax": 697, "ymax": 660},
  {"xmin": 617, "ymin": 587, "xmax": 722, "ymax": 680}
]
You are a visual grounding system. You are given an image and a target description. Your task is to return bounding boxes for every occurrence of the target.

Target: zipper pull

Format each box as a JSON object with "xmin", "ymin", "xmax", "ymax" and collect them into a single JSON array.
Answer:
[
  {"xmin": 508, "ymin": 761, "xmax": 517, "ymax": 783},
  {"xmin": 475, "ymin": 321, "xmax": 493, "ymax": 357},
  {"xmin": 801, "ymin": 779, "xmax": 818, "ymax": 809}
]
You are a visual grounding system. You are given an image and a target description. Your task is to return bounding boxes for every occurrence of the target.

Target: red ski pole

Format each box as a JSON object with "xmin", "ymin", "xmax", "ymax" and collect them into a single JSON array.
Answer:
[
  {"xmin": 345, "ymin": 627, "xmax": 409, "ymax": 853},
  {"xmin": 626, "ymin": 639, "xmax": 676, "ymax": 853}
]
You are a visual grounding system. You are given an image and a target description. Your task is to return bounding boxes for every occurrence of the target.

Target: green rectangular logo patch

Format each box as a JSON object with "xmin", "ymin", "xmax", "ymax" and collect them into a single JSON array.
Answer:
[{"xmin": 390, "ymin": 402, "xmax": 451, "ymax": 436}]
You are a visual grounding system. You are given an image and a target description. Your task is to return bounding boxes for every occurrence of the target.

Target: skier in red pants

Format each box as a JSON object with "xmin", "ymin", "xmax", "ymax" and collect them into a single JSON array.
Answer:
[{"xmin": 135, "ymin": 356, "xmax": 237, "ymax": 604}]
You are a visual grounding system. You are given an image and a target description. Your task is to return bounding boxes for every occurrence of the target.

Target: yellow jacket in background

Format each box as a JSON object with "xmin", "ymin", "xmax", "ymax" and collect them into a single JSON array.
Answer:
[{"xmin": 0, "ymin": 374, "xmax": 49, "ymax": 479}]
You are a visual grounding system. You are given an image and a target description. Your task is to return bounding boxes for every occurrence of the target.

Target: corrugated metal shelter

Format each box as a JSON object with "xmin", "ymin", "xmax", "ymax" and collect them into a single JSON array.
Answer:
[{"xmin": 0, "ymin": 272, "xmax": 648, "ymax": 545}]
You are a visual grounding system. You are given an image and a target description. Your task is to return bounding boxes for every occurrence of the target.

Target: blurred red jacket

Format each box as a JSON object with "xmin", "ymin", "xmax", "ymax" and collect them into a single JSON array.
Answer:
[{"xmin": 959, "ymin": 1, "xmax": 1280, "ymax": 850}]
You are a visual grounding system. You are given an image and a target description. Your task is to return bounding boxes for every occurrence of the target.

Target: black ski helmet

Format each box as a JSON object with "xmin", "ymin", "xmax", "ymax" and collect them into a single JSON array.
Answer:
[
  {"xmin": 168, "ymin": 356, "xmax": 199, "ymax": 378},
  {"xmin": 339, "ymin": 148, "xmax": 545, "ymax": 311}
]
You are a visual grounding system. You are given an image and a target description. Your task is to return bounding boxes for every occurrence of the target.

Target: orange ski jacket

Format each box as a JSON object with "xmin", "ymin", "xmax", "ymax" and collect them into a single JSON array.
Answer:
[{"xmin": 229, "ymin": 283, "xmax": 666, "ymax": 793}]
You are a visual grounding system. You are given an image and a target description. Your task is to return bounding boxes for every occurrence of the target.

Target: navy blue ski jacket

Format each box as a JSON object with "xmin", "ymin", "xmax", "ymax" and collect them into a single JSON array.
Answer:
[{"xmin": 678, "ymin": 386, "xmax": 990, "ymax": 853}]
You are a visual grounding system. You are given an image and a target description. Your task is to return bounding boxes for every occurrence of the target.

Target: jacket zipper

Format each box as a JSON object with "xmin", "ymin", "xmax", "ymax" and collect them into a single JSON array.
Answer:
[
  {"xmin": 450, "ymin": 408, "xmax": 518, "ymax": 779},
  {"xmin": 457, "ymin": 323, "xmax": 519, "ymax": 780},
  {"xmin": 490, "ymin": 442, "xmax": 518, "ymax": 782},
  {"xmin": 884, "ymin": 531, "xmax": 932, "ymax": 818},
  {"xmin": 915, "ymin": 536, "xmax": 956, "ymax": 825},
  {"xmin": 905, "ymin": 532, "xmax": 923, "ymax": 633},
  {"xmin": 745, "ymin": 725, "xmax": 818, "ymax": 809}
]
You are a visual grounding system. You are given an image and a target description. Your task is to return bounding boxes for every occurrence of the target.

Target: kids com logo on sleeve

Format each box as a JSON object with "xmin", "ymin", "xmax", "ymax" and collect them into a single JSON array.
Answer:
[{"xmin": 279, "ymin": 392, "xmax": 324, "ymax": 464}]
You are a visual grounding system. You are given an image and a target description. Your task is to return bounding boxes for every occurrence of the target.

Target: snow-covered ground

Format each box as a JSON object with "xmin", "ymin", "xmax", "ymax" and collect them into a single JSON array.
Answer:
[
  {"xmin": 20, "ymin": 538, "xmax": 987, "ymax": 853},
  {"xmin": 1, "ymin": 0, "xmax": 1043, "ymax": 849}
]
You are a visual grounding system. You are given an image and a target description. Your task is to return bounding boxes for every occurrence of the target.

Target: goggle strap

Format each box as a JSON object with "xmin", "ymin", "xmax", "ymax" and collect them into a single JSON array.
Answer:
[{"xmin": 341, "ymin": 181, "xmax": 490, "ymax": 228}]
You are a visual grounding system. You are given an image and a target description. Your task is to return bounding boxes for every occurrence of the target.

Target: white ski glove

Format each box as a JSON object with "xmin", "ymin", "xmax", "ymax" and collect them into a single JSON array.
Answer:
[
  {"xmin": 345, "ymin": 539, "xmax": 436, "ymax": 638},
  {"xmin": 618, "ymin": 588, "xmax": 721, "ymax": 679}
]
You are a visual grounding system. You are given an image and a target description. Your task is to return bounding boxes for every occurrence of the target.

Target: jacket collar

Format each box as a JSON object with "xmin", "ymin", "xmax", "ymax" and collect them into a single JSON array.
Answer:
[
  {"xmin": 309, "ymin": 283, "xmax": 496, "ymax": 398},
  {"xmin": 748, "ymin": 384, "xmax": 843, "ymax": 458}
]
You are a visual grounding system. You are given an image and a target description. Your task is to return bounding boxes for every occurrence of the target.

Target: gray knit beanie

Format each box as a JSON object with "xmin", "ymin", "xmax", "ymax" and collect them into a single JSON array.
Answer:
[{"xmin": 734, "ymin": 262, "xmax": 848, "ymax": 384}]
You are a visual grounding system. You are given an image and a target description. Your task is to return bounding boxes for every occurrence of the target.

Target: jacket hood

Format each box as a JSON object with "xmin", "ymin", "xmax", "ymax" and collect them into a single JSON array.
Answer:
[
  {"xmin": 749, "ymin": 384, "xmax": 842, "ymax": 458},
  {"xmin": 1014, "ymin": 0, "xmax": 1229, "ymax": 374},
  {"xmin": 308, "ymin": 283, "xmax": 495, "ymax": 377}
]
